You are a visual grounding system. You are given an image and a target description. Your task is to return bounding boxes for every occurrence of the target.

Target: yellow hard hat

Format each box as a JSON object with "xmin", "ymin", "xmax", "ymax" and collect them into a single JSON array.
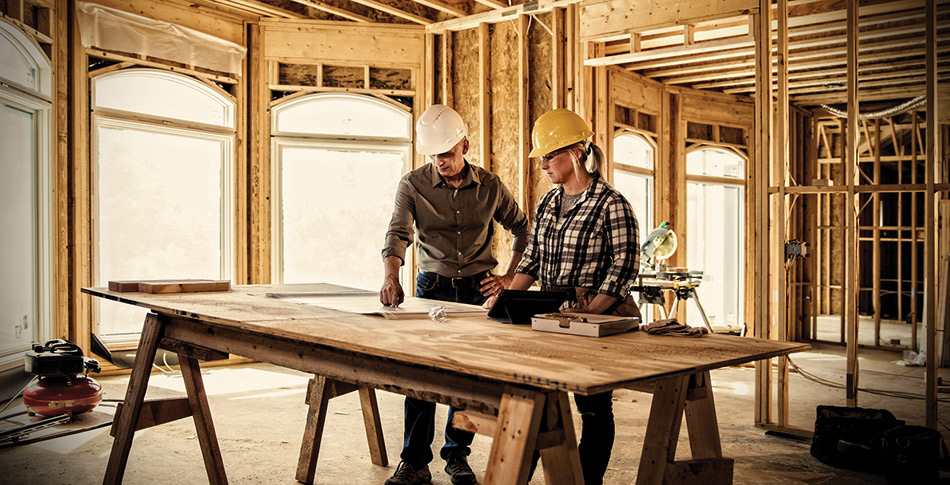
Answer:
[{"xmin": 529, "ymin": 109, "xmax": 594, "ymax": 158}]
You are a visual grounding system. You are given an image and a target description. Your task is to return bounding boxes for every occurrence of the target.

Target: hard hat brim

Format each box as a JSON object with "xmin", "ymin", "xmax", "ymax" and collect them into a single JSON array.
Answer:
[
  {"xmin": 416, "ymin": 134, "xmax": 465, "ymax": 156},
  {"xmin": 528, "ymin": 133, "xmax": 591, "ymax": 158}
]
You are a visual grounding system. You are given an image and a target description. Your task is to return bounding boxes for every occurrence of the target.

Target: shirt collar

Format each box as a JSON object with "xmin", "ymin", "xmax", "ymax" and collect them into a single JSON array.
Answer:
[
  {"xmin": 555, "ymin": 171, "xmax": 602, "ymax": 200},
  {"xmin": 430, "ymin": 160, "xmax": 478, "ymax": 188}
]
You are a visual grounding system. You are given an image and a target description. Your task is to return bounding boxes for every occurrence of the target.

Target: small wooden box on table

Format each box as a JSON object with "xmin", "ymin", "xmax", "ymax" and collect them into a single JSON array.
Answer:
[{"xmin": 83, "ymin": 283, "xmax": 807, "ymax": 485}]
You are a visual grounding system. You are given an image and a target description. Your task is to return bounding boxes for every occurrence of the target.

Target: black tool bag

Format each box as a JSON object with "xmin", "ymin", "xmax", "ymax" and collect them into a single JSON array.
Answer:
[
  {"xmin": 883, "ymin": 425, "xmax": 943, "ymax": 484},
  {"xmin": 810, "ymin": 405, "xmax": 905, "ymax": 471}
]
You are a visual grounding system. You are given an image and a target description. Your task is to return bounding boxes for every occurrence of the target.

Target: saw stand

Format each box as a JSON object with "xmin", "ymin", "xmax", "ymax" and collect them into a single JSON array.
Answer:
[{"xmin": 633, "ymin": 272, "xmax": 746, "ymax": 336}]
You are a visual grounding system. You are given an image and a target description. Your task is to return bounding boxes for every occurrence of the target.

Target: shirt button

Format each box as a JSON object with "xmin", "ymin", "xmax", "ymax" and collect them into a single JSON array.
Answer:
[
  {"xmin": 457, "ymin": 231, "xmax": 461, "ymax": 235},
  {"xmin": 458, "ymin": 251, "xmax": 462, "ymax": 255},
  {"xmin": 456, "ymin": 210, "xmax": 460, "ymax": 214}
]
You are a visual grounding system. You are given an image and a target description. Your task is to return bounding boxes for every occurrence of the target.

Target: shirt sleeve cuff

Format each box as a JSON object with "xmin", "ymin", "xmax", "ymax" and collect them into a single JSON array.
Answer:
[{"xmin": 511, "ymin": 236, "xmax": 529, "ymax": 253}]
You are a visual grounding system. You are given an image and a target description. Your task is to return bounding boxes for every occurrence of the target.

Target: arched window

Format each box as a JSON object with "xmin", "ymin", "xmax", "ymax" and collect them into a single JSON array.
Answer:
[
  {"xmin": 612, "ymin": 132, "xmax": 655, "ymax": 233},
  {"xmin": 271, "ymin": 93, "xmax": 412, "ymax": 291},
  {"xmin": 93, "ymin": 69, "xmax": 235, "ymax": 342},
  {"xmin": 612, "ymin": 131, "xmax": 656, "ymax": 321},
  {"xmin": 685, "ymin": 147, "xmax": 745, "ymax": 329},
  {"xmin": 0, "ymin": 20, "xmax": 52, "ymax": 365}
]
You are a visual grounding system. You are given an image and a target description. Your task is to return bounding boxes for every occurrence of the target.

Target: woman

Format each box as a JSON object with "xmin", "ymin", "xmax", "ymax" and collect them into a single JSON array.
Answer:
[{"xmin": 507, "ymin": 108, "xmax": 640, "ymax": 484}]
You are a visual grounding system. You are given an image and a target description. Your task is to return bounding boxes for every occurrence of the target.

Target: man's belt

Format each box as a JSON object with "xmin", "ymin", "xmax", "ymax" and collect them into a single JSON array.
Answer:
[{"xmin": 423, "ymin": 271, "xmax": 492, "ymax": 288}]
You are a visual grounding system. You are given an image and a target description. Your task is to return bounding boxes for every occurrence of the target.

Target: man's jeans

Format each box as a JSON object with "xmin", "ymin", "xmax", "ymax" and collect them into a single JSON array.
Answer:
[{"xmin": 399, "ymin": 272, "xmax": 486, "ymax": 468}]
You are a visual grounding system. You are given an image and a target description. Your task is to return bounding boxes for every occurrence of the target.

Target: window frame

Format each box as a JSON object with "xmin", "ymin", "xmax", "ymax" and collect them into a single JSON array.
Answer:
[
  {"xmin": 684, "ymin": 144, "xmax": 748, "ymax": 328},
  {"xmin": 0, "ymin": 19, "xmax": 52, "ymax": 368},
  {"xmin": 0, "ymin": 86, "xmax": 52, "ymax": 366},
  {"xmin": 90, "ymin": 68, "xmax": 236, "ymax": 345},
  {"xmin": 611, "ymin": 130, "xmax": 656, "ymax": 231},
  {"xmin": 91, "ymin": 68, "xmax": 235, "ymax": 131},
  {"xmin": 269, "ymin": 93, "xmax": 414, "ymax": 289}
]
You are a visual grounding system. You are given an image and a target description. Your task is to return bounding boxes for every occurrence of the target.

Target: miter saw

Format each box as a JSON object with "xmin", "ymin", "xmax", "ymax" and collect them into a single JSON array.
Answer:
[{"xmin": 640, "ymin": 221, "xmax": 677, "ymax": 272}]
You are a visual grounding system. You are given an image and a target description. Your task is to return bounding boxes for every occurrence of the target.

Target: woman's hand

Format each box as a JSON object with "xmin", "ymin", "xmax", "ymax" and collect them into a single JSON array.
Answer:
[{"xmin": 567, "ymin": 294, "xmax": 618, "ymax": 315}]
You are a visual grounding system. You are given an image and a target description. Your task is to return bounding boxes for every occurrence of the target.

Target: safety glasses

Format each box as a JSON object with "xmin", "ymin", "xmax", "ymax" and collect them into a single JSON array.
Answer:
[{"xmin": 539, "ymin": 146, "xmax": 575, "ymax": 164}]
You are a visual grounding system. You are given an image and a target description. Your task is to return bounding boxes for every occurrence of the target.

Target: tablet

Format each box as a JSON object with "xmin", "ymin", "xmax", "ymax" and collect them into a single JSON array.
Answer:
[{"xmin": 487, "ymin": 289, "xmax": 570, "ymax": 324}]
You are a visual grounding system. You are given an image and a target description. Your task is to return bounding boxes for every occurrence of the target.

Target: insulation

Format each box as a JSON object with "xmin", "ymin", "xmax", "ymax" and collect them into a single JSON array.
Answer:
[
  {"xmin": 528, "ymin": 12, "xmax": 554, "ymax": 213},
  {"xmin": 76, "ymin": 2, "xmax": 246, "ymax": 76},
  {"xmin": 452, "ymin": 28, "xmax": 480, "ymax": 164},
  {"xmin": 322, "ymin": 65, "xmax": 363, "ymax": 88},
  {"xmin": 490, "ymin": 21, "xmax": 520, "ymax": 268},
  {"xmin": 370, "ymin": 67, "xmax": 411, "ymax": 91}
]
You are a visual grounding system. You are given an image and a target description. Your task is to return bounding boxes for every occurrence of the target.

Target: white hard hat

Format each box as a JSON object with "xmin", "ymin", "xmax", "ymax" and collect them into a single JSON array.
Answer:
[{"xmin": 415, "ymin": 105, "xmax": 468, "ymax": 155}]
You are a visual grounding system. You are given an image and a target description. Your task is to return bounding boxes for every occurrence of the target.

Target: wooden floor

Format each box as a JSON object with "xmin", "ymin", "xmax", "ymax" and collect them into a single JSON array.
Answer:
[{"xmin": 1, "ymin": 343, "xmax": 945, "ymax": 484}]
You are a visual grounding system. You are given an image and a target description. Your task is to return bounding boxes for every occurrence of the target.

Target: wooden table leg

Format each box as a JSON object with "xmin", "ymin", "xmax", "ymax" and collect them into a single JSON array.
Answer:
[
  {"xmin": 179, "ymin": 355, "xmax": 228, "ymax": 485},
  {"xmin": 104, "ymin": 313, "xmax": 164, "ymax": 485},
  {"xmin": 684, "ymin": 371, "xmax": 722, "ymax": 459},
  {"xmin": 358, "ymin": 385, "xmax": 388, "ymax": 466},
  {"xmin": 637, "ymin": 372, "xmax": 734, "ymax": 485},
  {"xmin": 636, "ymin": 375, "xmax": 689, "ymax": 485},
  {"xmin": 484, "ymin": 386, "xmax": 545, "ymax": 485},
  {"xmin": 539, "ymin": 392, "xmax": 583, "ymax": 485},
  {"xmin": 296, "ymin": 376, "xmax": 332, "ymax": 484}
]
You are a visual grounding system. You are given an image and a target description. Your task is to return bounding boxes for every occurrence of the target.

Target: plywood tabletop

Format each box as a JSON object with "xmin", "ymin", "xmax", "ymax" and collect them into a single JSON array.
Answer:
[{"xmin": 84, "ymin": 284, "xmax": 809, "ymax": 394}]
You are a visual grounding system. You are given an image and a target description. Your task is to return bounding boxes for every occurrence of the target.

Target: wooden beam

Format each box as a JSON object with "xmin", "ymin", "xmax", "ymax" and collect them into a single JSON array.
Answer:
[
  {"xmin": 696, "ymin": 59, "xmax": 946, "ymax": 91},
  {"xmin": 285, "ymin": 0, "xmax": 374, "ymax": 22},
  {"xmin": 568, "ymin": 3, "xmax": 580, "ymax": 112},
  {"xmin": 111, "ymin": 398, "xmax": 192, "ymax": 435},
  {"xmin": 86, "ymin": 49, "xmax": 238, "ymax": 83},
  {"xmin": 473, "ymin": 0, "xmax": 508, "ymax": 8},
  {"xmin": 553, "ymin": 7, "xmax": 565, "ymax": 109},
  {"xmin": 424, "ymin": 33, "xmax": 435, "ymax": 107},
  {"xmin": 518, "ymin": 14, "xmax": 530, "ymax": 210},
  {"xmin": 593, "ymin": 41, "xmax": 608, "ymax": 173},
  {"xmin": 752, "ymin": 0, "xmax": 772, "ymax": 426},
  {"xmin": 775, "ymin": 0, "xmax": 790, "ymax": 429},
  {"xmin": 441, "ymin": 32, "xmax": 453, "ymax": 106},
  {"xmin": 53, "ymin": 0, "xmax": 69, "ymax": 341},
  {"xmin": 69, "ymin": 0, "xmax": 91, "ymax": 352},
  {"xmin": 925, "ymin": 0, "xmax": 938, "ymax": 429},
  {"xmin": 585, "ymin": 35, "xmax": 754, "ymax": 67},
  {"xmin": 872, "ymin": 119, "xmax": 881, "ymax": 346},
  {"xmin": 479, "ymin": 22, "xmax": 490, "ymax": 169},
  {"xmin": 411, "ymin": 0, "xmax": 467, "ymax": 17},
  {"xmin": 844, "ymin": 0, "xmax": 859, "ymax": 408},
  {"xmin": 426, "ymin": 0, "xmax": 580, "ymax": 33},
  {"xmin": 219, "ymin": 0, "xmax": 305, "ymax": 17},
  {"xmin": 620, "ymin": 32, "xmax": 947, "ymax": 73},
  {"xmin": 248, "ymin": 25, "xmax": 269, "ymax": 284},
  {"xmin": 348, "ymin": 0, "xmax": 433, "ymax": 24}
]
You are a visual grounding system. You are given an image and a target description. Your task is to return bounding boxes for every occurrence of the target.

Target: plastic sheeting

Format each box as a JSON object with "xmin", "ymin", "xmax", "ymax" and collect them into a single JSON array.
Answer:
[{"xmin": 77, "ymin": 2, "xmax": 246, "ymax": 76}]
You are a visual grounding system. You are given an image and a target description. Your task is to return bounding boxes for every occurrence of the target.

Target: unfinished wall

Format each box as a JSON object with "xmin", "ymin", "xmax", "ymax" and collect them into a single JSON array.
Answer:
[
  {"xmin": 451, "ymin": 27, "xmax": 481, "ymax": 166},
  {"xmin": 797, "ymin": 110, "xmax": 934, "ymax": 351},
  {"xmin": 437, "ymin": 11, "xmax": 574, "ymax": 274},
  {"xmin": 528, "ymin": 12, "xmax": 554, "ymax": 212}
]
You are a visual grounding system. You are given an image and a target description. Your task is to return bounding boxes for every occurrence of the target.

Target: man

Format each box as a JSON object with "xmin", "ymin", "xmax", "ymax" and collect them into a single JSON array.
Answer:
[{"xmin": 380, "ymin": 104, "xmax": 530, "ymax": 485}]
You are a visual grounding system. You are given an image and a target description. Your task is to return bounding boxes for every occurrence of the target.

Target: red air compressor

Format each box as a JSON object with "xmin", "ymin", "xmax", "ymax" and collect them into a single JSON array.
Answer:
[{"xmin": 22, "ymin": 339, "xmax": 102, "ymax": 417}]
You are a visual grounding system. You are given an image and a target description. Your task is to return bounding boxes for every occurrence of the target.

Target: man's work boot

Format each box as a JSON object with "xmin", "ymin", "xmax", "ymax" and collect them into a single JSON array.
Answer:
[
  {"xmin": 385, "ymin": 460, "xmax": 432, "ymax": 485},
  {"xmin": 443, "ymin": 450, "xmax": 477, "ymax": 485}
]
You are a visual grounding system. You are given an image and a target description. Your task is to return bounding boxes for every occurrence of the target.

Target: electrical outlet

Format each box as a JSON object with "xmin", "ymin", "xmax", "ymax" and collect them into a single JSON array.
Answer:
[{"xmin": 15, "ymin": 325, "xmax": 21, "ymax": 339}]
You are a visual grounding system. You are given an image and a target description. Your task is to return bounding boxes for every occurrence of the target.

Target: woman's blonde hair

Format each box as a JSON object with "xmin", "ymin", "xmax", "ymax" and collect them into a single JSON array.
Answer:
[{"xmin": 567, "ymin": 141, "xmax": 604, "ymax": 182}]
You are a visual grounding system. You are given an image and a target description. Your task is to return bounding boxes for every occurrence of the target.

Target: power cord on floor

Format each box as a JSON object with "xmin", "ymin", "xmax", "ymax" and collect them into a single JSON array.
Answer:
[{"xmin": 786, "ymin": 356, "xmax": 950, "ymax": 404}]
